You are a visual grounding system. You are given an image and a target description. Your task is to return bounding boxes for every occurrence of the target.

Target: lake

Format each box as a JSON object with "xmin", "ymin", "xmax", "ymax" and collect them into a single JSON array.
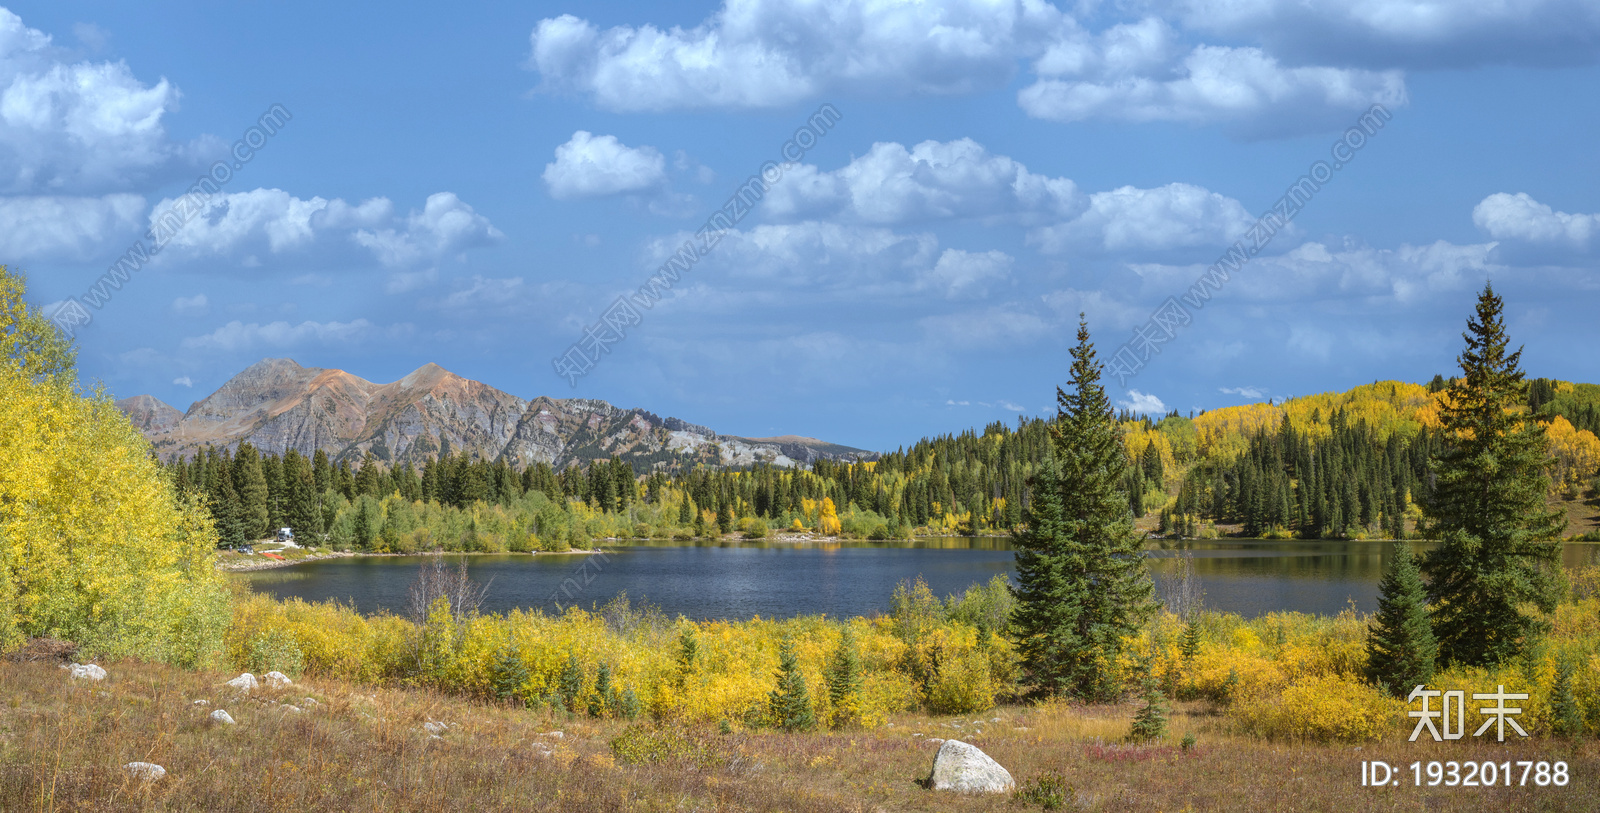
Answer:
[{"xmin": 241, "ymin": 538, "xmax": 1600, "ymax": 621}]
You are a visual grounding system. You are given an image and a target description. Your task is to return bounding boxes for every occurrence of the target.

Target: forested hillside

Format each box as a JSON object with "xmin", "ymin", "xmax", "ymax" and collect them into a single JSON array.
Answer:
[{"xmin": 166, "ymin": 376, "xmax": 1600, "ymax": 551}]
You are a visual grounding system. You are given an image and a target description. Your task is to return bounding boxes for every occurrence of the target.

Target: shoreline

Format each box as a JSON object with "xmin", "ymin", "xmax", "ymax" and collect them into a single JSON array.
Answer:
[{"xmin": 216, "ymin": 548, "xmax": 608, "ymax": 573}]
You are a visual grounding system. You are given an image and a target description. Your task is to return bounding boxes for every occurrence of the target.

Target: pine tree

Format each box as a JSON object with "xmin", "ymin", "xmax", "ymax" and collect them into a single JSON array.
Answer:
[
  {"xmin": 1129, "ymin": 686, "xmax": 1169, "ymax": 742},
  {"xmin": 285, "ymin": 454, "xmax": 323, "ymax": 541},
  {"xmin": 767, "ymin": 638, "xmax": 816, "ymax": 731},
  {"xmin": 678, "ymin": 492, "xmax": 694, "ymax": 525},
  {"xmin": 558, "ymin": 654, "xmax": 584, "ymax": 712},
  {"xmin": 677, "ymin": 626, "xmax": 699, "ymax": 678},
  {"xmin": 589, "ymin": 662, "xmax": 617, "ymax": 717},
  {"xmin": 1364, "ymin": 542, "xmax": 1437, "ymax": 697},
  {"xmin": 824, "ymin": 626, "xmax": 863, "ymax": 728},
  {"xmin": 716, "ymin": 499, "xmax": 733, "ymax": 535},
  {"xmin": 490, "ymin": 642, "xmax": 529, "ymax": 703},
  {"xmin": 1548, "ymin": 659, "xmax": 1584, "ymax": 738},
  {"xmin": 1421, "ymin": 284, "xmax": 1566, "ymax": 668},
  {"xmin": 232, "ymin": 443, "xmax": 270, "ymax": 540},
  {"xmin": 1010, "ymin": 317, "xmax": 1157, "ymax": 700}
]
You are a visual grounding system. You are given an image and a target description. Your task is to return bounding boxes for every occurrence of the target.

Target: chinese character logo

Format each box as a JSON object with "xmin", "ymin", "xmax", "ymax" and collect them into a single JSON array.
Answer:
[{"xmin": 1407, "ymin": 684, "xmax": 1528, "ymax": 743}]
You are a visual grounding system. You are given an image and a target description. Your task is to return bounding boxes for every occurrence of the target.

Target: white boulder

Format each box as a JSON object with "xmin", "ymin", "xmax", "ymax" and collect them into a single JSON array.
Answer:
[
  {"xmin": 264, "ymin": 671, "xmax": 292, "ymax": 688},
  {"xmin": 225, "ymin": 673, "xmax": 258, "ymax": 692},
  {"xmin": 210, "ymin": 709, "xmax": 237, "ymax": 725},
  {"xmin": 926, "ymin": 740, "xmax": 1015, "ymax": 794},
  {"xmin": 125, "ymin": 762, "xmax": 166, "ymax": 780},
  {"xmin": 66, "ymin": 663, "xmax": 107, "ymax": 681},
  {"xmin": 422, "ymin": 721, "xmax": 449, "ymax": 735}
]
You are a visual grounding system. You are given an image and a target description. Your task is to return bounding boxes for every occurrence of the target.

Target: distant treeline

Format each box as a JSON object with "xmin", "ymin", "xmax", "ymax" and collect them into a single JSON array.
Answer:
[{"xmin": 162, "ymin": 376, "xmax": 1600, "ymax": 551}]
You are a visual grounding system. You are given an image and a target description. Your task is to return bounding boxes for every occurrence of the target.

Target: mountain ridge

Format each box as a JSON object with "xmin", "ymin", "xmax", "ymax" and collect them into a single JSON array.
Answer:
[{"xmin": 116, "ymin": 358, "xmax": 877, "ymax": 470}]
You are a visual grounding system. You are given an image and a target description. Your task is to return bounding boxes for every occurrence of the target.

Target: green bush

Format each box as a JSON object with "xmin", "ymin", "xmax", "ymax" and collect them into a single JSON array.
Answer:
[
  {"xmin": 247, "ymin": 628, "xmax": 306, "ymax": 677},
  {"xmin": 1013, "ymin": 771, "xmax": 1072, "ymax": 810}
]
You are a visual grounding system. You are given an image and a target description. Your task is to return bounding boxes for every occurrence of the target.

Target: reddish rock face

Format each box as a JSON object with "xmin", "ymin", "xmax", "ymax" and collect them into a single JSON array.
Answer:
[{"xmin": 117, "ymin": 359, "xmax": 879, "ymax": 470}]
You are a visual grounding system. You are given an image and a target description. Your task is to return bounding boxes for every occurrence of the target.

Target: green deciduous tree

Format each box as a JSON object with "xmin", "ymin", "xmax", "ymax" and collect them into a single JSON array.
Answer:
[
  {"xmin": 1364, "ymin": 541, "xmax": 1437, "ymax": 696},
  {"xmin": 1010, "ymin": 317, "xmax": 1157, "ymax": 700},
  {"xmin": 1421, "ymin": 284, "xmax": 1565, "ymax": 668}
]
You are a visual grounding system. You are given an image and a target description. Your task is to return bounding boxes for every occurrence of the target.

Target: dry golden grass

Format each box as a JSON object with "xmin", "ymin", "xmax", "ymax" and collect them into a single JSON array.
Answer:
[{"xmin": 3, "ymin": 659, "xmax": 1597, "ymax": 812}]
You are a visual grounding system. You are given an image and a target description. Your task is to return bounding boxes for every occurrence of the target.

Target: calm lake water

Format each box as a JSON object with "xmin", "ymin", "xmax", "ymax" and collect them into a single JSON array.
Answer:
[{"xmin": 241, "ymin": 538, "xmax": 1600, "ymax": 621}]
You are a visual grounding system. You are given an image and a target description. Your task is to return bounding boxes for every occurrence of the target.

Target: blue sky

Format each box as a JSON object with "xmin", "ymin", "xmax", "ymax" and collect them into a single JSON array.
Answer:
[{"xmin": 6, "ymin": 1, "xmax": 1599, "ymax": 451}]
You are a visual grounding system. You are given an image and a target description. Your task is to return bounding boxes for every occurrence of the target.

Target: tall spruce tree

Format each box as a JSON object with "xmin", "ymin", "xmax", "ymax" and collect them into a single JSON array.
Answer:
[
  {"xmin": 767, "ymin": 638, "xmax": 816, "ymax": 731},
  {"xmin": 1010, "ymin": 317, "xmax": 1157, "ymax": 700},
  {"xmin": 232, "ymin": 443, "xmax": 270, "ymax": 540},
  {"xmin": 1421, "ymin": 284, "xmax": 1565, "ymax": 668},
  {"xmin": 1364, "ymin": 541, "xmax": 1437, "ymax": 696}
]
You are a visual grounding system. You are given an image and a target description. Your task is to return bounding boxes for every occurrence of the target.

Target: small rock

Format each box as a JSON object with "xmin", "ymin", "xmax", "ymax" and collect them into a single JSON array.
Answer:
[
  {"xmin": 192, "ymin": 699, "xmax": 209, "ymax": 706},
  {"xmin": 428, "ymin": 734, "xmax": 443, "ymax": 741},
  {"xmin": 65, "ymin": 663, "xmax": 107, "ymax": 681},
  {"xmin": 540, "ymin": 730, "xmax": 564, "ymax": 739},
  {"xmin": 282, "ymin": 705, "xmax": 303, "ymax": 713},
  {"xmin": 989, "ymin": 717, "xmax": 1001, "ymax": 723},
  {"xmin": 422, "ymin": 721, "xmax": 449, "ymax": 735},
  {"xmin": 125, "ymin": 762, "xmax": 166, "ymax": 781},
  {"xmin": 263, "ymin": 671, "xmax": 292, "ymax": 688},
  {"xmin": 303, "ymin": 697, "xmax": 319, "ymax": 706},
  {"xmin": 926, "ymin": 738, "xmax": 945, "ymax": 746},
  {"xmin": 912, "ymin": 733, "xmax": 924, "ymax": 738},
  {"xmin": 926, "ymin": 739, "xmax": 1015, "ymax": 794},
  {"xmin": 225, "ymin": 673, "xmax": 258, "ymax": 692},
  {"xmin": 210, "ymin": 709, "xmax": 236, "ymax": 725}
]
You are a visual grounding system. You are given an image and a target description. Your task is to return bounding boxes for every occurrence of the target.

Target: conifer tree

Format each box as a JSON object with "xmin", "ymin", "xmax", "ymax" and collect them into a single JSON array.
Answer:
[
  {"xmin": 716, "ymin": 498, "xmax": 733, "ymax": 535},
  {"xmin": 1421, "ymin": 284, "xmax": 1565, "ymax": 667},
  {"xmin": 767, "ymin": 638, "xmax": 816, "ymax": 731},
  {"xmin": 286, "ymin": 464, "xmax": 323, "ymax": 540},
  {"xmin": 824, "ymin": 626, "xmax": 863, "ymax": 728},
  {"xmin": 1364, "ymin": 541, "xmax": 1437, "ymax": 696},
  {"xmin": 678, "ymin": 492, "xmax": 694, "ymax": 525},
  {"xmin": 1128, "ymin": 661, "xmax": 1169, "ymax": 743},
  {"xmin": 232, "ymin": 443, "xmax": 270, "ymax": 540},
  {"xmin": 1548, "ymin": 659, "xmax": 1584, "ymax": 738},
  {"xmin": 1011, "ymin": 317, "xmax": 1157, "ymax": 700},
  {"xmin": 558, "ymin": 653, "xmax": 584, "ymax": 712},
  {"xmin": 490, "ymin": 641, "xmax": 529, "ymax": 704}
]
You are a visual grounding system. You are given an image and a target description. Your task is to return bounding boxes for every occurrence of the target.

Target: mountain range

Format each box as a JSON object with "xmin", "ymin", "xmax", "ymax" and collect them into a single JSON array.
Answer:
[{"xmin": 116, "ymin": 359, "xmax": 877, "ymax": 470}]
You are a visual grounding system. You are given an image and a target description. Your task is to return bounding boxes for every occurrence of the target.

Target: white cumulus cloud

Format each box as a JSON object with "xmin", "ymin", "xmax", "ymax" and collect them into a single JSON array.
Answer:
[
  {"xmin": 543, "ymin": 131, "xmax": 668, "ymax": 199},
  {"xmin": 0, "ymin": 9, "xmax": 207, "ymax": 194},
  {"xmin": 763, "ymin": 138, "xmax": 1083, "ymax": 224},
  {"xmin": 0, "ymin": 193, "xmax": 144, "ymax": 259},
  {"xmin": 172, "ymin": 376, "xmax": 193, "ymax": 387},
  {"xmin": 1119, "ymin": 389, "xmax": 1167, "ymax": 414},
  {"xmin": 527, "ymin": 1, "xmax": 1064, "ymax": 112},
  {"xmin": 149, "ymin": 189, "xmax": 500, "ymax": 271},
  {"xmin": 1020, "ymin": 32, "xmax": 1406, "ymax": 134},
  {"xmin": 1472, "ymin": 192, "xmax": 1597, "ymax": 248},
  {"xmin": 1030, "ymin": 182, "xmax": 1256, "ymax": 253}
]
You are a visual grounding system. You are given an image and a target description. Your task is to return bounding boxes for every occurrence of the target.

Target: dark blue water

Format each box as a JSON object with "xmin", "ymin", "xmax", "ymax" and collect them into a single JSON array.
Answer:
[{"xmin": 241, "ymin": 539, "xmax": 1600, "ymax": 621}]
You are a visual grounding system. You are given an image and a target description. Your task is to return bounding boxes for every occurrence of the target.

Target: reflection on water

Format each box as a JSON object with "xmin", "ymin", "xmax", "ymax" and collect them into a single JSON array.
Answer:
[{"xmin": 240, "ymin": 538, "xmax": 1600, "ymax": 621}]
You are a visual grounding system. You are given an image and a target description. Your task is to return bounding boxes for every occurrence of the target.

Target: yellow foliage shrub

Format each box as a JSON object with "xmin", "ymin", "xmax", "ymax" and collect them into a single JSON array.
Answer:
[{"xmin": 1233, "ymin": 674, "xmax": 1403, "ymax": 742}]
